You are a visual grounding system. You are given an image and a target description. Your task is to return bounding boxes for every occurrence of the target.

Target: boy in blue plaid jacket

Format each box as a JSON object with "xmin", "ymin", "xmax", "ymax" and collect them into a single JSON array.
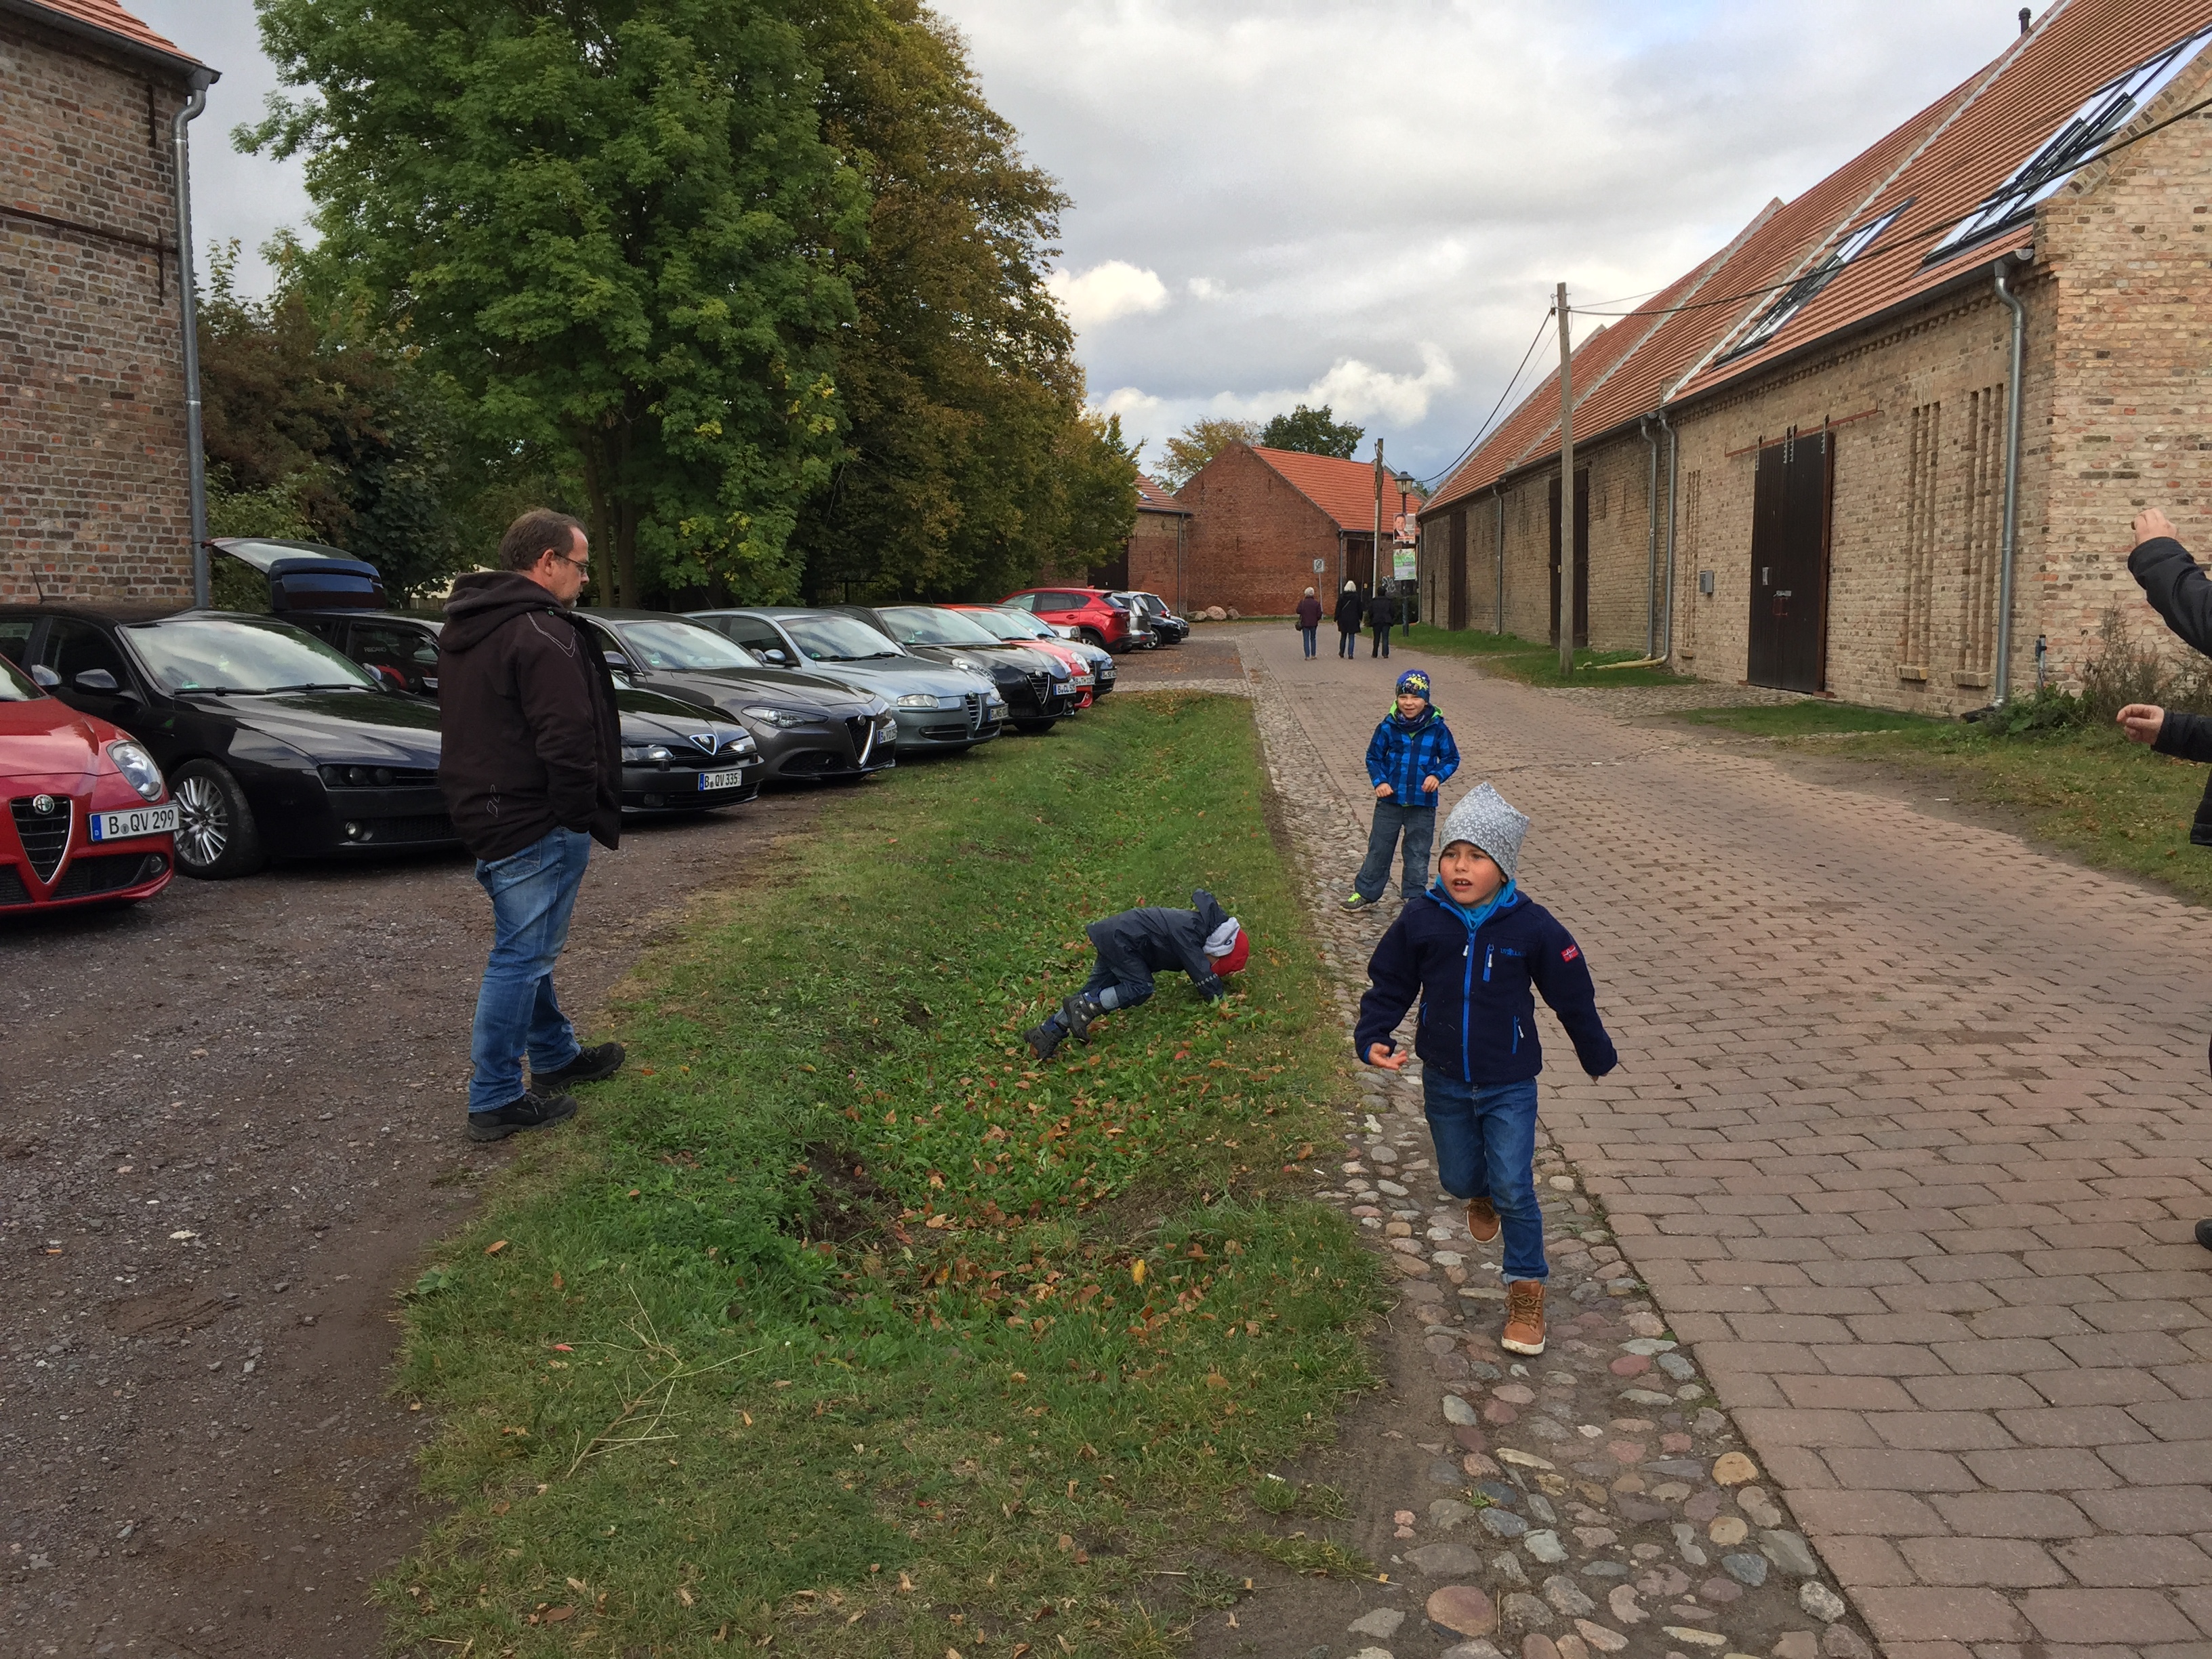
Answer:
[{"xmin": 1344, "ymin": 670, "xmax": 1460, "ymax": 909}]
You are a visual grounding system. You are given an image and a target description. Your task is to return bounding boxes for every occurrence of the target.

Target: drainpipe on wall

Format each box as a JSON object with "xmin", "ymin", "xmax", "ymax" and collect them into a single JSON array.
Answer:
[
  {"xmin": 1639, "ymin": 418, "xmax": 1660, "ymax": 657},
  {"xmin": 1492, "ymin": 484, "xmax": 1504, "ymax": 633},
  {"xmin": 1992, "ymin": 252, "xmax": 2029, "ymax": 708},
  {"xmin": 1657, "ymin": 407, "xmax": 1679, "ymax": 661},
  {"xmin": 171, "ymin": 78, "xmax": 212, "ymax": 607}
]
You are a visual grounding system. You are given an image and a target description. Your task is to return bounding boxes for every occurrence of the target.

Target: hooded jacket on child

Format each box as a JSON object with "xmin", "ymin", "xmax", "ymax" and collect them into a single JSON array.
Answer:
[
  {"xmin": 1364, "ymin": 682, "xmax": 1460, "ymax": 807},
  {"xmin": 1088, "ymin": 888, "xmax": 1237, "ymax": 1002}
]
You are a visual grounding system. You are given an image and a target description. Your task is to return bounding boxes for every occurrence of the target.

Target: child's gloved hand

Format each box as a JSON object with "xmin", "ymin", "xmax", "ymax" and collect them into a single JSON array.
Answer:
[{"xmin": 1367, "ymin": 1042, "xmax": 1409, "ymax": 1070}]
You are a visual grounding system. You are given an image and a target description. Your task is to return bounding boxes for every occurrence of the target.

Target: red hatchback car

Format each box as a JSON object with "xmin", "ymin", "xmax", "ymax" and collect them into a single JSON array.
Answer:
[
  {"xmin": 1000, "ymin": 587, "xmax": 1153, "ymax": 653},
  {"xmin": 0, "ymin": 651, "xmax": 176, "ymax": 912}
]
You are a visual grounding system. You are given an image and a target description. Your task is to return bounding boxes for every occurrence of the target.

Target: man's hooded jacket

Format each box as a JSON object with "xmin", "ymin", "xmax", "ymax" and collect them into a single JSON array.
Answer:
[{"xmin": 436, "ymin": 571, "xmax": 621, "ymax": 860}]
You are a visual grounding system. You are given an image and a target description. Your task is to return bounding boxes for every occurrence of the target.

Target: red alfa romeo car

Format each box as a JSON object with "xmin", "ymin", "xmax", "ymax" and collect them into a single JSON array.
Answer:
[{"xmin": 0, "ymin": 650, "xmax": 175, "ymax": 911}]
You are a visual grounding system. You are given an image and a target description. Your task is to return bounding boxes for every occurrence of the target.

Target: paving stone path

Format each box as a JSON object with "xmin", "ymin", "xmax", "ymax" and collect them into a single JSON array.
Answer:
[{"xmin": 1207, "ymin": 624, "xmax": 2212, "ymax": 1659}]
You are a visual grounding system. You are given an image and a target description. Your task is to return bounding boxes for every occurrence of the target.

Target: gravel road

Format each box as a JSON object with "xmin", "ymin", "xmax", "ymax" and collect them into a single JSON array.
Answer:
[{"xmin": 1, "ymin": 790, "xmax": 823, "ymax": 1658}]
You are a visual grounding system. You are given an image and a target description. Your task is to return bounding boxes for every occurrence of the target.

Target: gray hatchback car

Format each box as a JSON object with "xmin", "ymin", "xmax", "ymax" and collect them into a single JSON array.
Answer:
[{"xmin": 688, "ymin": 608, "xmax": 1004, "ymax": 752}]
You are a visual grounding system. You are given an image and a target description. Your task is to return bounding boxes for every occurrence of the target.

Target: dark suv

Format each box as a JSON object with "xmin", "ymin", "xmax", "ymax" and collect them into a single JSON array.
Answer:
[{"xmin": 1000, "ymin": 587, "xmax": 1154, "ymax": 653}]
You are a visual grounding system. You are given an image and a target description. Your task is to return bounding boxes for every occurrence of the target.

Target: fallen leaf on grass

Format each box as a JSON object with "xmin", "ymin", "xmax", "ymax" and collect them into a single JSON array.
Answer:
[
  {"xmin": 898, "ymin": 1572, "xmax": 916, "ymax": 1593},
  {"xmin": 543, "ymin": 1606, "xmax": 573, "ymax": 1623},
  {"xmin": 678, "ymin": 1586, "xmax": 695, "ymax": 1607},
  {"xmin": 485, "ymin": 1240, "xmax": 508, "ymax": 1256}
]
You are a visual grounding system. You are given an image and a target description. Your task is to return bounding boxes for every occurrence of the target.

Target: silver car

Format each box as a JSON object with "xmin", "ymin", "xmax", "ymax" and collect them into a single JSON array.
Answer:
[{"xmin": 688, "ymin": 608, "xmax": 1004, "ymax": 752}]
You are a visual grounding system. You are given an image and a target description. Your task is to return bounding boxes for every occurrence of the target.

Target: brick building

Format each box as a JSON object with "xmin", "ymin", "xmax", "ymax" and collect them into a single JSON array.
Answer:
[
  {"xmin": 1093, "ymin": 471, "xmax": 1190, "ymax": 600},
  {"xmin": 1419, "ymin": 0, "xmax": 2212, "ymax": 713},
  {"xmin": 1, "ymin": 0, "xmax": 211, "ymax": 606},
  {"xmin": 1177, "ymin": 443, "xmax": 1419, "ymax": 617}
]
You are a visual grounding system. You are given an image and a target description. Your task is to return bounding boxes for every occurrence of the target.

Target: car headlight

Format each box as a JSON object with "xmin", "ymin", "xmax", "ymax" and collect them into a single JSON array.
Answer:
[
  {"xmin": 895, "ymin": 692, "xmax": 939, "ymax": 710},
  {"xmin": 723, "ymin": 729, "xmax": 757, "ymax": 754},
  {"xmin": 949, "ymin": 655, "xmax": 984, "ymax": 673},
  {"xmin": 742, "ymin": 705, "xmax": 811, "ymax": 729},
  {"xmin": 106, "ymin": 740, "xmax": 164, "ymax": 802},
  {"xmin": 985, "ymin": 692, "xmax": 1006, "ymax": 708},
  {"xmin": 621, "ymin": 743, "xmax": 674, "ymax": 763}
]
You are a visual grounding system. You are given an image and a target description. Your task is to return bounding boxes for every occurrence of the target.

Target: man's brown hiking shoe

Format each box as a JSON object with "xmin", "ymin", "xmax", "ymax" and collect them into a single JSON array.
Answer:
[
  {"xmin": 1501, "ymin": 1280, "xmax": 1547, "ymax": 1356},
  {"xmin": 1465, "ymin": 1196, "xmax": 1501, "ymax": 1244}
]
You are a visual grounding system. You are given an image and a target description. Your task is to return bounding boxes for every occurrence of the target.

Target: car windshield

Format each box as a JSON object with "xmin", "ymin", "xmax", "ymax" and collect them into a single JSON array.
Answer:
[
  {"xmin": 782, "ymin": 614, "xmax": 903, "ymax": 662},
  {"xmin": 963, "ymin": 608, "xmax": 1053, "ymax": 642},
  {"xmin": 0, "ymin": 653, "xmax": 39, "ymax": 701},
  {"xmin": 123, "ymin": 615, "xmax": 381, "ymax": 693},
  {"xmin": 614, "ymin": 619, "xmax": 760, "ymax": 671},
  {"xmin": 879, "ymin": 606, "xmax": 1000, "ymax": 647}
]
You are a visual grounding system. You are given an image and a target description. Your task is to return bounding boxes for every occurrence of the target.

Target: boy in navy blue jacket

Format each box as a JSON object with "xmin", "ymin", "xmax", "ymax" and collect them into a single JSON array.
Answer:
[
  {"xmin": 1343, "ymin": 670, "xmax": 1460, "ymax": 911},
  {"xmin": 1353, "ymin": 783, "xmax": 1616, "ymax": 1355}
]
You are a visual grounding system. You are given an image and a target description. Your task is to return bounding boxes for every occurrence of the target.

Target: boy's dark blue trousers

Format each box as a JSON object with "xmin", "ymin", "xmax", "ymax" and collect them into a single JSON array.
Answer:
[{"xmin": 1424, "ymin": 1073, "xmax": 1547, "ymax": 1282}]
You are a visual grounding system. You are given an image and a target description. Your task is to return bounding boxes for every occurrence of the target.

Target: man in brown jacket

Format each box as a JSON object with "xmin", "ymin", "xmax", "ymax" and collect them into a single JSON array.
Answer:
[{"xmin": 438, "ymin": 509, "xmax": 626, "ymax": 1141}]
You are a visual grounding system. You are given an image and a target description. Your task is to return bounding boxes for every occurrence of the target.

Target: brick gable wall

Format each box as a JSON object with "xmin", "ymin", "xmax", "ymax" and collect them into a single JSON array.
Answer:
[
  {"xmin": 1, "ymin": 15, "xmax": 193, "ymax": 605},
  {"xmin": 1178, "ymin": 445, "xmax": 1366, "ymax": 616}
]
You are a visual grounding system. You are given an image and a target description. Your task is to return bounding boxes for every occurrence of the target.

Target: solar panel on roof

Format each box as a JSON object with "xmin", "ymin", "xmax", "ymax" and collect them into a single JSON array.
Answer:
[
  {"xmin": 1926, "ymin": 23, "xmax": 2212, "ymax": 264},
  {"xmin": 1719, "ymin": 205, "xmax": 1907, "ymax": 365}
]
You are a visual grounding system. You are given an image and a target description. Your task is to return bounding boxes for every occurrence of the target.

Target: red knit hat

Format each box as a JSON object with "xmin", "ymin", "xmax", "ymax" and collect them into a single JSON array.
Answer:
[{"xmin": 1212, "ymin": 930, "xmax": 1251, "ymax": 976}]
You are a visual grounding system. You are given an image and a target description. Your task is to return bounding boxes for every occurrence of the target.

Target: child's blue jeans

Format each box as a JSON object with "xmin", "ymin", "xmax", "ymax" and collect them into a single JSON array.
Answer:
[{"xmin": 1422, "ymin": 1073, "xmax": 1547, "ymax": 1284}]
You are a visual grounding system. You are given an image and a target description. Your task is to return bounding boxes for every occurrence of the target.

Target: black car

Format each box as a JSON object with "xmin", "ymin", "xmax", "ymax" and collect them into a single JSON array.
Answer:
[
  {"xmin": 0, "ymin": 605, "xmax": 453, "ymax": 879},
  {"xmin": 830, "ymin": 605, "xmax": 1078, "ymax": 733},
  {"xmin": 286, "ymin": 609, "xmax": 764, "ymax": 816},
  {"xmin": 576, "ymin": 611, "xmax": 897, "ymax": 785},
  {"xmin": 1121, "ymin": 592, "xmax": 1189, "ymax": 646}
]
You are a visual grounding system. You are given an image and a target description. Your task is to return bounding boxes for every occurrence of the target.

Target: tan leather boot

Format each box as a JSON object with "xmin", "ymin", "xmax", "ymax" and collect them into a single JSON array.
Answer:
[
  {"xmin": 1501, "ymin": 1279, "xmax": 1547, "ymax": 1356},
  {"xmin": 1465, "ymin": 1196, "xmax": 1501, "ymax": 1244}
]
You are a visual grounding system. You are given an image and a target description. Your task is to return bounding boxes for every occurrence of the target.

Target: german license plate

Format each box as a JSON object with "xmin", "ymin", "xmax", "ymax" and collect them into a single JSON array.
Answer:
[
  {"xmin": 697, "ymin": 769, "xmax": 748, "ymax": 792},
  {"xmin": 1073, "ymin": 673, "xmax": 1094, "ymax": 687},
  {"xmin": 87, "ymin": 804, "xmax": 179, "ymax": 841}
]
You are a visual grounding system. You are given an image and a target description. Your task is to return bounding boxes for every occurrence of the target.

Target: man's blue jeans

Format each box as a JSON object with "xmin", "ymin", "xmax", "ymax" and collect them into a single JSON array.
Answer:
[
  {"xmin": 1301, "ymin": 625, "xmax": 1318, "ymax": 657},
  {"xmin": 1370, "ymin": 623, "xmax": 1392, "ymax": 657},
  {"xmin": 1353, "ymin": 800, "xmax": 1435, "ymax": 901},
  {"xmin": 468, "ymin": 826, "xmax": 590, "ymax": 1113},
  {"xmin": 1423, "ymin": 1073, "xmax": 1547, "ymax": 1283}
]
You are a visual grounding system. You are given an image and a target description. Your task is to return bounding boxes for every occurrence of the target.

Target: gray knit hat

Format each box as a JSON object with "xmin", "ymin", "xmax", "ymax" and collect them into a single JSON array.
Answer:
[{"xmin": 1440, "ymin": 782, "xmax": 1530, "ymax": 882}]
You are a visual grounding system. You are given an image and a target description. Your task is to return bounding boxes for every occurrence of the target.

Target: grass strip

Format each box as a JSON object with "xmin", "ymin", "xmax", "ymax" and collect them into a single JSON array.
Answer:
[
  {"xmin": 1673, "ymin": 702, "xmax": 2212, "ymax": 906},
  {"xmin": 382, "ymin": 691, "xmax": 1382, "ymax": 1655},
  {"xmin": 1407, "ymin": 628, "xmax": 1688, "ymax": 687}
]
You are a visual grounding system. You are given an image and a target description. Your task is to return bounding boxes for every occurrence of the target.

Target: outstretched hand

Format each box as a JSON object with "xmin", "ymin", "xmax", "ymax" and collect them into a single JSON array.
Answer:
[
  {"xmin": 1367, "ymin": 1042, "xmax": 1409, "ymax": 1071},
  {"xmin": 2135, "ymin": 507, "xmax": 2179, "ymax": 547},
  {"xmin": 2118, "ymin": 703, "xmax": 2167, "ymax": 745}
]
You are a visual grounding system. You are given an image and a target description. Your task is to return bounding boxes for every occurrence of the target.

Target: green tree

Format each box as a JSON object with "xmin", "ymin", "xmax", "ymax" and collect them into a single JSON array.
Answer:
[
  {"xmin": 793, "ymin": 1, "xmax": 1122, "ymax": 600},
  {"xmin": 1258, "ymin": 403, "xmax": 1364, "ymax": 459},
  {"xmin": 247, "ymin": 0, "xmax": 867, "ymax": 607},
  {"xmin": 1154, "ymin": 416, "xmax": 1259, "ymax": 489}
]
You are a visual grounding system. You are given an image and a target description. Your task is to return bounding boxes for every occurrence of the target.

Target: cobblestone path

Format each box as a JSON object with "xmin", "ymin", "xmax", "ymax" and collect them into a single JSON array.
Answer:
[{"xmin": 1221, "ymin": 622, "xmax": 2212, "ymax": 1659}]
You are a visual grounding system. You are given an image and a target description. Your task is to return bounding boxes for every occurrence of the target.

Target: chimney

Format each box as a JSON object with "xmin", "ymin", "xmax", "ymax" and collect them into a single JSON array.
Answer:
[{"xmin": 2018, "ymin": 7, "xmax": 2031, "ymax": 34}]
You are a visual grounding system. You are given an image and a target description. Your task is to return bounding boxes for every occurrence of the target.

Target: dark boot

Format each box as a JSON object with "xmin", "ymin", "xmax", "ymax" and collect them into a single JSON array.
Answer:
[
  {"xmin": 1025, "ymin": 1019, "xmax": 1066, "ymax": 1062},
  {"xmin": 468, "ymin": 1088, "xmax": 579, "ymax": 1143},
  {"xmin": 1060, "ymin": 993, "xmax": 1105, "ymax": 1042},
  {"xmin": 2196, "ymin": 1218, "xmax": 2212, "ymax": 1252},
  {"xmin": 533, "ymin": 1040, "xmax": 625, "ymax": 1091}
]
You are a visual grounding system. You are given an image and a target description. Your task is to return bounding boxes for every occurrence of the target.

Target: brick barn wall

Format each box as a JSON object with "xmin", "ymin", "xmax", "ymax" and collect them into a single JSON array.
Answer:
[
  {"xmin": 1499, "ymin": 472, "xmax": 1553, "ymax": 644},
  {"xmin": 1178, "ymin": 443, "xmax": 1347, "ymax": 616},
  {"xmin": 1124, "ymin": 510, "xmax": 1186, "ymax": 609},
  {"xmin": 2035, "ymin": 75, "xmax": 2212, "ymax": 684},
  {"xmin": 1584, "ymin": 437, "xmax": 1661, "ymax": 653},
  {"xmin": 0, "ymin": 18, "xmax": 194, "ymax": 607}
]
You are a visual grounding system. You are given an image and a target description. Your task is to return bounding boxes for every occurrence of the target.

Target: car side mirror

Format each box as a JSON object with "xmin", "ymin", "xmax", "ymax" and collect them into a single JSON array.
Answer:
[
  {"xmin": 29, "ymin": 663, "xmax": 60, "ymax": 688},
  {"xmin": 73, "ymin": 668, "xmax": 121, "ymax": 694},
  {"xmin": 762, "ymin": 647, "xmax": 790, "ymax": 665},
  {"xmin": 604, "ymin": 651, "xmax": 633, "ymax": 672}
]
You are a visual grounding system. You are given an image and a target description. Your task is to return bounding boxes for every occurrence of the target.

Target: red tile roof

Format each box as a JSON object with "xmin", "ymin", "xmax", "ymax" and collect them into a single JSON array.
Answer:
[
  {"xmin": 1134, "ymin": 472, "xmax": 1189, "ymax": 514},
  {"xmin": 12, "ymin": 0, "xmax": 200, "ymax": 66},
  {"xmin": 1424, "ymin": 0, "xmax": 2212, "ymax": 516},
  {"xmin": 1245, "ymin": 446, "xmax": 1419, "ymax": 533}
]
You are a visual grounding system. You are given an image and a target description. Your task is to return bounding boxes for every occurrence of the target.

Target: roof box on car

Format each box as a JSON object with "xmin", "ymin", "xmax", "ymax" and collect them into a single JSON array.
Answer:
[{"xmin": 209, "ymin": 537, "xmax": 388, "ymax": 611}]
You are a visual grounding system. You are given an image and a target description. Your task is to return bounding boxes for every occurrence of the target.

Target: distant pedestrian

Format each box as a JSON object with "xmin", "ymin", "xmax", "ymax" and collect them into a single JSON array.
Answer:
[
  {"xmin": 1343, "ymin": 670, "xmax": 1458, "ymax": 910},
  {"xmin": 1368, "ymin": 585, "xmax": 1396, "ymax": 658},
  {"xmin": 1296, "ymin": 587, "xmax": 1323, "ymax": 658},
  {"xmin": 1353, "ymin": 783, "xmax": 1618, "ymax": 1357},
  {"xmin": 438, "ymin": 509, "xmax": 627, "ymax": 1142},
  {"xmin": 1024, "ymin": 890, "xmax": 1251, "ymax": 1061},
  {"xmin": 1334, "ymin": 581, "xmax": 1364, "ymax": 659}
]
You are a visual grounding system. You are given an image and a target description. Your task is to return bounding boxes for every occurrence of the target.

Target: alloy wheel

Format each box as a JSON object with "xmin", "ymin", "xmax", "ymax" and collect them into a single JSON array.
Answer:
[{"xmin": 175, "ymin": 774, "xmax": 229, "ymax": 871}]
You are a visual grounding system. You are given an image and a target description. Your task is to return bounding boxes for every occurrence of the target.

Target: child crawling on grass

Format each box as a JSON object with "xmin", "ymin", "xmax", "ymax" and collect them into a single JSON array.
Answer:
[
  {"xmin": 1353, "ymin": 783, "xmax": 1616, "ymax": 1357},
  {"xmin": 1025, "ymin": 889, "xmax": 1250, "ymax": 1061}
]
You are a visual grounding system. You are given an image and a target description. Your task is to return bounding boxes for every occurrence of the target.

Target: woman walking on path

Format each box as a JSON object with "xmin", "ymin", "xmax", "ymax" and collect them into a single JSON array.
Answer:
[
  {"xmin": 1334, "ymin": 581, "xmax": 1364, "ymax": 659},
  {"xmin": 1296, "ymin": 588, "xmax": 1323, "ymax": 658}
]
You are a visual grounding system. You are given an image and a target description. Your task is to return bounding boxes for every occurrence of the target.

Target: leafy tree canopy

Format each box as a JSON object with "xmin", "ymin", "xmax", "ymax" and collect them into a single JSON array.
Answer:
[
  {"xmin": 1154, "ymin": 417, "xmax": 1259, "ymax": 490},
  {"xmin": 247, "ymin": 0, "xmax": 867, "ymax": 607},
  {"xmin": 1258, "ymin": 403, "xmax": 1364, "ymax": 459}
]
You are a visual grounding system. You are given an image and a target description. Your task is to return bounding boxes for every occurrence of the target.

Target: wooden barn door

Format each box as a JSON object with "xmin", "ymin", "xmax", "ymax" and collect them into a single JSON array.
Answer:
[
  {"xmin": 1548, "ymin": 470, "xmax": 1589, "ymax": 648},
  {"xmin": 1746, "ymin": 430, "xmax": 1834, "ymax": 692}
]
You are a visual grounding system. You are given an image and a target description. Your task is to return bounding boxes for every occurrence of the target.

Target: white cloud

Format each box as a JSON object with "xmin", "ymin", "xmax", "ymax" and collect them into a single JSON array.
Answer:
[
  {"xmin": 1046, "ymin": 260, "xmax": 1170, "ymax": 329},
  {"xmin": 1186, "ymin": 276, "xmax": 1224, "ymax": 300}
]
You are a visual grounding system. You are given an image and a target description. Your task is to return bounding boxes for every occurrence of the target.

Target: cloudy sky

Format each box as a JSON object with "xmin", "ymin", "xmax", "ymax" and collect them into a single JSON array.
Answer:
[{"xmin": 135, "ymin": 0, "xmax": 2030, "ymax": 484}]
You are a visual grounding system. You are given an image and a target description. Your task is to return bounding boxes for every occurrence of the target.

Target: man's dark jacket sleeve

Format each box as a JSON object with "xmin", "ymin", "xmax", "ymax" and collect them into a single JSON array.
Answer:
[{"xmin": 2130, "ymin": 537, "xmax": 2212, "ymax": 657}]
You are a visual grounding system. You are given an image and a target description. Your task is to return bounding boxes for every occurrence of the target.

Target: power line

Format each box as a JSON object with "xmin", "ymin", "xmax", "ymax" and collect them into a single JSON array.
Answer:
[
  {"xmin": 1412, "ymin": 306, "xmax": 1557, "ymax": 490},
  {"xmin": 1573, "ymin": 89, "xmax": 2212, "ymax": 323}
]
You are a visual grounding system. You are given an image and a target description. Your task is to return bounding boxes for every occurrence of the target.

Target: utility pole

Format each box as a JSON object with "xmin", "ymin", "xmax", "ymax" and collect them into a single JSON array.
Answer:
[
  {"xmin": 1556, "ymin": 282, "xmax": 1575, "ymax": 678},
  {"xmin": 1371, "ymin": 436, "xmax": 1385, "ymax": 596}
]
